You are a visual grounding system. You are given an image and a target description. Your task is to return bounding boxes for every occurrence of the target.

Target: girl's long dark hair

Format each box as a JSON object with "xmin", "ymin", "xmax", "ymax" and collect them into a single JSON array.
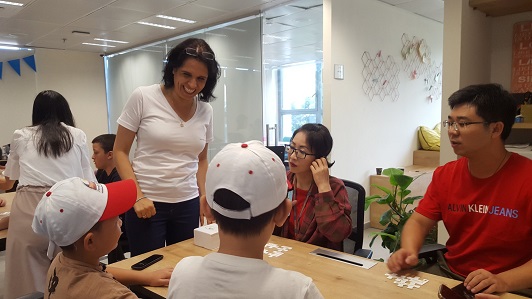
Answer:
[{"xmin": 31, "ymin": 90, "xmax": 75, "ymax": 158}]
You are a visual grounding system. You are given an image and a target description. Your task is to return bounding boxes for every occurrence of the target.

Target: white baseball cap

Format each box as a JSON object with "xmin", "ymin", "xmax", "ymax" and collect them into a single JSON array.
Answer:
[
  {"xmin": 206, "ymin": 140, "xmax": 287, "ymax": 219},
  {"xmin": 32, "ymin": 177, "xmax": 136, "ymax": 258}
]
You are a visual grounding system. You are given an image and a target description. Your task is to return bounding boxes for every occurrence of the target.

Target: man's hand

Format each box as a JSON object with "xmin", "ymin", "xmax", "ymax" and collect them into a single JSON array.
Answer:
[
  {"xmin": 386, "ymin": 248, "xmax": 419, "ymax": 273},
  {"xmin": 465, "ymin": 269, "xmax": 509, "ymax": 294}
]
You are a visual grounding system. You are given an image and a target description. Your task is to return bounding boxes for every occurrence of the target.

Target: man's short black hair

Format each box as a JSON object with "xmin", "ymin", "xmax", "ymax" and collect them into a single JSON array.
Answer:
[
  {"xmin": 211, "ymin": 189, "xmax": 279, "ymax": 237},
  {"xmin": 448, "ymin": 83, "xmax": 517, "ymax": 140}
]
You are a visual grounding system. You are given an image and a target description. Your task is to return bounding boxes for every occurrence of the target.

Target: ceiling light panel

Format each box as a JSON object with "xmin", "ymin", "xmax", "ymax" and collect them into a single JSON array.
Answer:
[
  {"xmin": 137, "ymin": 22, "xmax": 176, "ymax": 29},
  {"xmin": 0, "ymin": 1, "xmax": 23, "ymax": 6},
  {"xmin": 82, "ymin": 42, "xmax": 116, "ymax": 47},
  {"xmin": 94, "ymin": 38, "xmax": 129, "ymax": 44},
  {"xmin": 156, "ymin": 15, "xmax": 196, "ymax": 23}
]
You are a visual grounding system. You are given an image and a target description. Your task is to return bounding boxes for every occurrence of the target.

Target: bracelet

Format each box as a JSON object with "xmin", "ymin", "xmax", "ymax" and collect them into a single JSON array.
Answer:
[{"xmin": 136, "ymin": 196, "xmax": 147, "ymax": 203}]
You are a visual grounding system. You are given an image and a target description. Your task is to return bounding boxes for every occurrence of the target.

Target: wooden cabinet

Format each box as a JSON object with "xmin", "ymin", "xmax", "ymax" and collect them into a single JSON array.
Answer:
[
  {"xmin": 506, "ymin": 123, "xmax": 532, "ymax": 159},
  {"xmin": 507, "ymin": 123, "xmax": 532, "ymax": 144}
]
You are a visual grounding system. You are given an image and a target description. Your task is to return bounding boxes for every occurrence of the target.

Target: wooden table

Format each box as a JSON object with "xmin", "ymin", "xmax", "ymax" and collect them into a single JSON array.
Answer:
[
  {"xmin": 110, "ymin": 236, "xmax": 524, "ymax": 298},
  {"xmin": 0, "ymin": 192, "xmax": 14, "ymax": 250}
]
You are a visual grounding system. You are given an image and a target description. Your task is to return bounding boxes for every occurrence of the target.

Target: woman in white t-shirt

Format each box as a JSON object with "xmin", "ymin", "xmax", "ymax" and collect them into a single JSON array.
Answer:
[
  {"xmin": 114, "ymin": 38, "xmax": 221, "ymax": 256},
  {"xmin": 0, "ymin": 90, "xmax": 95, "ymax": 298}
]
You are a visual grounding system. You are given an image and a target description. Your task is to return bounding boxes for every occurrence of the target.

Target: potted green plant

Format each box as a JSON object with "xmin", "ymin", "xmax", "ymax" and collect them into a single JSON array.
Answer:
[{"xmin": 364, "ymin": 168, "xmax": 436, "ymax": 254}]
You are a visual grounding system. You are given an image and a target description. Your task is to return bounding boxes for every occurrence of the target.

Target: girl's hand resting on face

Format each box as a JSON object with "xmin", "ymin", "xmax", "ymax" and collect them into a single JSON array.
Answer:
[{"xmin": 310, "ymin": 157, "xmax": 331, "ymax": 193}]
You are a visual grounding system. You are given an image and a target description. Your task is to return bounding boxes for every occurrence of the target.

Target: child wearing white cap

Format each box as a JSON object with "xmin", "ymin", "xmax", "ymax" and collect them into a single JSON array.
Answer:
[
  {"xmin": 32, "ymin": 177, "xmax": 172, "ymax": 299},
  {"xmin": 168, "ymin": 141, "xmax": 323, "ymax": 299}
]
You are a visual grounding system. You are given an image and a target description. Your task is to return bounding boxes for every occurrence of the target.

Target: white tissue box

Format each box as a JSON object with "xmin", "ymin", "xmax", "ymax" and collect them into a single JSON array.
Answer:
[{"xmin": 194, "ymin": 223, "xmax": 219, "ymax": 250}]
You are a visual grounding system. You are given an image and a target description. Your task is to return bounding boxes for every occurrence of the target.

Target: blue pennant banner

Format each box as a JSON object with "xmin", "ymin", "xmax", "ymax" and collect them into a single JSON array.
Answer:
[
  {"xmin": 0, "ymin": 55, "xmax": 37, "ymax": 79},
  {"xmin": 23, "ymin": 55, "xmax": 36, "ymax": 72},
  {"xmin": 8, "ymin": 59, "xmax": 21, "ymax": 76}
]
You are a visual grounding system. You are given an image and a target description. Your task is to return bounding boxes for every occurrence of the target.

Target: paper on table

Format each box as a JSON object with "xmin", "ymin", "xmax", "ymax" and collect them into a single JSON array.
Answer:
[
  {"xmin": 505, "ymin": 143, "xmax": 530, "ymax": 149},
  {"xmin": 310, "ymin": 248, "xmax": 377, "ymax": 269}
]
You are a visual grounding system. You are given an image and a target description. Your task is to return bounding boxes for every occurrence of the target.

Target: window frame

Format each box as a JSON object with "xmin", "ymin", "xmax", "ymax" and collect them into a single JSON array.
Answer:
[{"xmin": 277, "ymin": 61, "xmax": 323, "ymax": 143}]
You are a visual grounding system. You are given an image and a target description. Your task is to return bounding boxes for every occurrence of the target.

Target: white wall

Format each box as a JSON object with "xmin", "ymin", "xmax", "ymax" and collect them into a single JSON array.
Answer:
[
  {"xmin": 324, "ymin": 0, "xmax": 443, "ymax": 194},
  {"xmin": 0, "ymin": 48, "xmax": 107, "ymax": 154}
]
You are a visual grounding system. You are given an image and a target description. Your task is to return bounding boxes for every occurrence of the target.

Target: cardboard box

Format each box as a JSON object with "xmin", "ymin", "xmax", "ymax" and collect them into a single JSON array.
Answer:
[
  {"xmin": 521, "ymin": 105, "xmax": 532, "ymax": 123},
  {"xmin": 193, "ymin": 223, "xmax": 219, "ymax": 250}
]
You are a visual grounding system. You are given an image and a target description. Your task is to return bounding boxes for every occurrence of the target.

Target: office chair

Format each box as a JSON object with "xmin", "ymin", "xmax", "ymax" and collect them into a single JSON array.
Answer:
[
  {"xmin": 418, "ymin": 243, "xmax": 447, "ymax": 264},
  {"xmin": 341, "ymin": 179, "xmax": 373, "ymax": 258}
]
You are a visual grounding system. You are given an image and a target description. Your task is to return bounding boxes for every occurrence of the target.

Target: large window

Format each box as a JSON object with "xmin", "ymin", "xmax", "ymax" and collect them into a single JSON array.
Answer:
[{"xmin": 278, "ymin": 61, "xmax": 323, "ymax": 142}]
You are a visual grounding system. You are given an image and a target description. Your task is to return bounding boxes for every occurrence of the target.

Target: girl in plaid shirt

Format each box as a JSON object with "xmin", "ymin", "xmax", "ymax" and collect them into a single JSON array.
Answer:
[{"xmin": 276, "ymin": 123, "xmax": 352, "ymax": 251}]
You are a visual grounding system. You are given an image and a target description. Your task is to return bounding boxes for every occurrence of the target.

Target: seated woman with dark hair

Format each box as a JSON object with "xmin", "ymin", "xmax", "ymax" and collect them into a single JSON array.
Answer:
[{"xmin": 275, "ymin": 123, "xmax": 352, "ymax": 251}]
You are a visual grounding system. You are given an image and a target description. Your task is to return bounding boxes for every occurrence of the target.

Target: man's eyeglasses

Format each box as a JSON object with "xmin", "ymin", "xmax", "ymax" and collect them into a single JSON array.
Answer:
[
  {"xmin": 442, "ymin": 120, "xmax": 489, "ymax": 131},
  {"xmin": 185, "ymin": 47, "xmax": 214, "ymax": 61},
  {"xmin": 285, "ymin": 145, "xmax": 315, "ymax": 159}
]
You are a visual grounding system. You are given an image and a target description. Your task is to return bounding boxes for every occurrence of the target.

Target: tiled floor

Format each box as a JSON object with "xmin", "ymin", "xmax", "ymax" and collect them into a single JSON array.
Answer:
[{"xmin": 0, "ymin": 227, "xmax": 391, "ymax": 298}]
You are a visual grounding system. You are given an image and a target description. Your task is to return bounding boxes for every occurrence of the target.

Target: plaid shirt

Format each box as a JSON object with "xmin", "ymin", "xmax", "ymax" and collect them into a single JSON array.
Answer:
[{"xmin": 275, "ymin": 172, "xmax": 352, "ymax": 251}]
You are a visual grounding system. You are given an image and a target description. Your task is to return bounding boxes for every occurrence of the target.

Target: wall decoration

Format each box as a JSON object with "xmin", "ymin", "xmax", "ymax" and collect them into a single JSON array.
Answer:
[
  {"xmin": 511, "ymin": 21, "xmax": 532, "ymax": 93},
  {"xmin": 424, "ymin": 63, "xmax": 442, "ymax": 102},
  {"xmin": 8, "ymin": 59, "xmax": 21, "ymax": 76},
  {"xmin": 401, "ymin": 33, "xmax": 431, "ymax": 79},
  {"xmin": 361, "ymin": 50, "xmax": 400, "ymax": 101},
  {"xmin": 23, "ymin": 55, "xmax": 37, "ymax": 72},
  {"xmin": 0, "ymin": 55, "xmax": 37, "ymax": 79},
  {"xmin": 400, "ymin": 33, "xmax": 442, "ymax": 103}
]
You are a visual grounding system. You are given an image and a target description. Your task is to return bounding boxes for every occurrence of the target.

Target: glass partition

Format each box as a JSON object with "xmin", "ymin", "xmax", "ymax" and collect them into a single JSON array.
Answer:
[
  {"xmin": 105, "ymin": 0, "xmax": 323, "ymax": 156},
  {"xmin": 105, "ymin": 16, "xmax": 262, "ymax": 159}
]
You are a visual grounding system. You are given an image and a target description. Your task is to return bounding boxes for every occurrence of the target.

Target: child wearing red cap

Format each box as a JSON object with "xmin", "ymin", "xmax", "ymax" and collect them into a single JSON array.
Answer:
[{"xmin": 32, "ymin": 177, "xmax": 172, "ymax": 299}]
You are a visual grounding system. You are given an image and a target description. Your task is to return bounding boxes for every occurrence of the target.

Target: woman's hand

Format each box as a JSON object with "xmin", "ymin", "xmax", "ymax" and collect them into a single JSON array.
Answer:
[
  {"xmin": 200, "ymin": 194, "xmax": 215, "ymax": 225},
  {"xmin": 310, "ymin": 157, "xmax": 331, "ymax": 193},
  {"xmin": 0, "ymin": 198, "xmax": 5, "ymax": 207},
  {"xmin": 134, "ymin": 197, "xmax": 156, "ymax": 219}
]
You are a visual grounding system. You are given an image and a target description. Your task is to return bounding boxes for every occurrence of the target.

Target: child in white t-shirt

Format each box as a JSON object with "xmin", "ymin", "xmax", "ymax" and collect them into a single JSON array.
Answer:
[{"xmin": 168, "ymin": 141, "xmax": 323, "ymax": 299}]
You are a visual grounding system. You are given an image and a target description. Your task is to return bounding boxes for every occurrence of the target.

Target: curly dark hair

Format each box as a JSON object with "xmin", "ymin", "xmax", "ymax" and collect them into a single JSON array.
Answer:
[
  {"xmin": 162, "ymin": 38, "xmax": 221, "ymax": 102},
  {"xmin": 448, "ymin": 83, "xmax": 517, "ymax": 140}
]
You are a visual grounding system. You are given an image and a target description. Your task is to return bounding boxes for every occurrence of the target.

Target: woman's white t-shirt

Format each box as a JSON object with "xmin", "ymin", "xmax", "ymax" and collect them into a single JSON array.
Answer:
[{"xmin": 117, "ymin": 84, "xmax": 214, "ymax": 203}]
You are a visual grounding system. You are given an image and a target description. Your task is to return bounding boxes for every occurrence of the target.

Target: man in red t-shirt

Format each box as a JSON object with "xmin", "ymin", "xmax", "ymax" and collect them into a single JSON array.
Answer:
[{"xmin": 387, "ymin": 84, "xmax": 532, "ymax": 297}]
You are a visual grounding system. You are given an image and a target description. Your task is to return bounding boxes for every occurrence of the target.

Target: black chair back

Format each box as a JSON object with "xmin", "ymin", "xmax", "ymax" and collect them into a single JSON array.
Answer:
[
  {"xmin": 341, "ymin": 179, "xmax": 366, "ymax": 254},
  {"xmin": 266, "ymin": 145, "xmax": 286, "ymax": 163}
]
